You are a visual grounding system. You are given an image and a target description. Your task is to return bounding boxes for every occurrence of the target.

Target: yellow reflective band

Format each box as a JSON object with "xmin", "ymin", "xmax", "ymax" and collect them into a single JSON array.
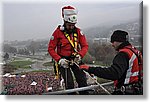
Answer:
[
  {"xmin": 74, "ymin": 33, "xmax": 77, "ymax": 37},
  {"xmin": 64, "ymin": 32, "xmax": 76, "ymax": 48},
  {"xmin": 74, "ymin": 33, "xmax": 78, "ymax": 50}
]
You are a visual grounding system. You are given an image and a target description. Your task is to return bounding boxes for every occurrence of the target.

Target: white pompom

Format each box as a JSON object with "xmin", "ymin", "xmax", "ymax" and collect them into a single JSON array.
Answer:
[{"xmin": 60, "ymin": 25, "xmax": 64, "ymax": 31}]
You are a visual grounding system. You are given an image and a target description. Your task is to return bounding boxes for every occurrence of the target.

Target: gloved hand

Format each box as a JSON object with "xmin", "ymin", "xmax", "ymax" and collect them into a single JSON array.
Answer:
[
  {"xmin": 79, "ymin": 64, "xmax": 90, "ymax": 71},
  {"xmin": 58, "ymin": 58, "xmax": 69, "ymax": 68},
  {"xmin": 74, "ymin": 54, "xmax": 81, "ymax": 64},
  {"xmin": 90, "ymin": 74, "xmax": 97, "ymax": 80}
]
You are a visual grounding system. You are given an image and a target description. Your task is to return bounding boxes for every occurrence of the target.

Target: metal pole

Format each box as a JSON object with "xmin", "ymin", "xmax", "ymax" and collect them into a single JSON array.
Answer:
[
  {"xmin": 43, "ymin": 61, "xmax": 112, "ymax": 95},
  {"xmin": 42, "ymin": 82, "xmax": 113, "ymax": 95},
  {"xmin": 43, "ymin": 85, "xmax": 99, "ymax": 95}
]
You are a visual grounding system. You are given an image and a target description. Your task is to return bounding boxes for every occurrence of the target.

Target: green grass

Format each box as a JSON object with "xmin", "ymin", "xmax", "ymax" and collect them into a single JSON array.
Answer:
[
  {"xmin": 9, "ymin": 60, "xmax": 34, "ymax": 69},
  {"xmin": 43, "ymin": 62, "xmax": 53, "ymax": 66},
  {"xmin": 19, "ymin": 69, "xmax": 54, "ymax": 75},
  {"xmin": 29, "ymin": 70, "xmax": 53, "ymax": 73},
  {"xmin": 97, "ymin": 78, "xmax": 112, "ymax": 84},
  {"xmin": 93, "ymin": 61, "xmax": 104, "ymax": 65},
  {"xmin": 12, "ymin": 57, "xmax": 24, "ymax": 61}
]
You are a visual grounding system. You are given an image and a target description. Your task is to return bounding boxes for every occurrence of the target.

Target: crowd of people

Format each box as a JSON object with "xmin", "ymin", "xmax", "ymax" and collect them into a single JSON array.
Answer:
[
  {"xmin": 2, "ymin": 72, "xmax": 60, "ymax": 95},
  {"xmin": 1, "ymin": 5, "xmax": 143, "ymax": 95}
]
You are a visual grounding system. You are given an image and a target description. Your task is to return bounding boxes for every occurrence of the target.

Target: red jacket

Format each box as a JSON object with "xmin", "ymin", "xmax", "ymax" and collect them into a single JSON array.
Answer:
[{"xmin": 48, "ymin": 26, "xmax": 88, "ymax": 62}]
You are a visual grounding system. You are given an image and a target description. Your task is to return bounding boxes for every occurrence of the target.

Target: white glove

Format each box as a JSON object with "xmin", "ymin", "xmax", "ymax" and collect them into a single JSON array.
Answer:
[
  {"xmin": 58, "ymin": 58, "xmax": 69, "ymax": 68},
  {"xmin": 74, "ymin": 54, "xmax": 81, "ymax": 64}
]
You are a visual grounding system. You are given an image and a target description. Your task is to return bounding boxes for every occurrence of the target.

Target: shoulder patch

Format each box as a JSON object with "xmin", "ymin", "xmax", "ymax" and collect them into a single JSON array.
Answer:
[
  {"xmin": 50, "ymin": 36, "xmax": 54, "ymax": 40},
  {"xmin": 80, "ymin": 30, "xmax": 84, "ymax": 36}
]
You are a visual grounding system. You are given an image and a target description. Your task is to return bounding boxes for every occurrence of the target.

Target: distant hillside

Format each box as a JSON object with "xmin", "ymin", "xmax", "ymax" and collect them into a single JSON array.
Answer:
[{"xmin": 83, "ymin": 19, "xmax": 142, "ymax": 41}]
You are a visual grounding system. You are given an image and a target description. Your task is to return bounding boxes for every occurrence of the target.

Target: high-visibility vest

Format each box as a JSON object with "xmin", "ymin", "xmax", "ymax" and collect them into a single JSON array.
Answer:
[{"xmin": 114, "ymin": 45, "xmax": 143, "ymax": 87}]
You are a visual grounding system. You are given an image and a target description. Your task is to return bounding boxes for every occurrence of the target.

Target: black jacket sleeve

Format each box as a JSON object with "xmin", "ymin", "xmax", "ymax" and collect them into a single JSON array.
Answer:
[{"xmin": 88, "ymin": 52, "xmax": 129, "ymax": 80}]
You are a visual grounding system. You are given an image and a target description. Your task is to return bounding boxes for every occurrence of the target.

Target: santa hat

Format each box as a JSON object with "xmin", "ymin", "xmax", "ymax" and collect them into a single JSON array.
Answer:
[
  {"xmin": 62, "ymin": 6, "xmax": 78, "ymax": 17},
  {"xmin": 62, "ymin": 6, "xmax": 78, "ymax": 23}
]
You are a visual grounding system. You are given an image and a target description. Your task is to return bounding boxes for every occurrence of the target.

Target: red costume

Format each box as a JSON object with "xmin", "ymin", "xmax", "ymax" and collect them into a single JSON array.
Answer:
[{"xmin": 48, "ymin": 26, "xmax": 88, "ymax": 62}]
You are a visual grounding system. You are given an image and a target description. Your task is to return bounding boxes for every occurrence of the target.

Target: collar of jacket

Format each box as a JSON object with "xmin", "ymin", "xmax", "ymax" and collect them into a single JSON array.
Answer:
[
  {"xmin": 63, "ymin": 24, "xmax": 77, "ymax": 34},
  {"xmin": 116, "ymin": 41, "xmax": 131, "ymax": 51}
]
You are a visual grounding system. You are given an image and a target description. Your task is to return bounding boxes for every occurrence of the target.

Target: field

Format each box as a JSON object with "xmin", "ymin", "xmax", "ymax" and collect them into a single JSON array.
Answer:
[{"xmin": 9, "ymin": 60, "xmax": 34, "ymax": 69}]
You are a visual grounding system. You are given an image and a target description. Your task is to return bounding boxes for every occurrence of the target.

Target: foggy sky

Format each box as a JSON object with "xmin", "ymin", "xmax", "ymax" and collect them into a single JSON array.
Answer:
[{"xmin": 3, "ymin": 0, "xmax": 142, "ymax": 41}]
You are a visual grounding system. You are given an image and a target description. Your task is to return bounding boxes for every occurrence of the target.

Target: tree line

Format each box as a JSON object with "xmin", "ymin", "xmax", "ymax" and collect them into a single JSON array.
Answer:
[
  {"xmin": 3, "ymin": 40, "xmax": 116, "ymax": 65},
  {"xmin": 83, "ymin": 42, "xmax": 116, "ymax": 65},
  {"xmin": 3, "ymin": 41, "xmax": 47, "ymax": 55}
]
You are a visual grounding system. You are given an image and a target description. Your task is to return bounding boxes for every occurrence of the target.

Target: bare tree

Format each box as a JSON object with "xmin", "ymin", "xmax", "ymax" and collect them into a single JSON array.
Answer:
[
  {"xmin": 27, "ymin": 41, "xmax": 40, "ymax": 55},
  {"xmin": 88, "ymin": 42, "xmax": 115, "ymax": 65},
  {"xmin": 3, "ymin": 44, "xmax": 17, "ymax": 54}
]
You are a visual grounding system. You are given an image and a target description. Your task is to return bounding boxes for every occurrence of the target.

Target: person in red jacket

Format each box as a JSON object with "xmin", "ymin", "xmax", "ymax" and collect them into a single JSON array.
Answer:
[
  {"xmin": 48, "ymin": 6, "xmax": 89, "ymax": 95},
  {"xmin": 80, "ymin": 30, "xmax": 143, "ymax": 95}
]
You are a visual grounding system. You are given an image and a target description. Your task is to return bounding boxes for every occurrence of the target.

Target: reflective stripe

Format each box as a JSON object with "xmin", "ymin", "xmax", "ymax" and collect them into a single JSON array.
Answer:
[
  {"xmin": 54, "ymin": 61, "xmax": 59, "ymax": 79},
  {"xmin": 124, "ymin": 53, "xmax": 137, "ymax": 84},
  {"xmin": 64, "ymin": 32, "xmax": 78, "ymax": 52},
  {"xmin": 74, "ymin": 33, "xmax": 78, "ymax": 50},
  {"xmin": 132, "ymin": 71, "xmax": 139, "ymax": 76},
  {"xmin": 64, "ymin": 32, "xmax": 75, "ymax": 47}
]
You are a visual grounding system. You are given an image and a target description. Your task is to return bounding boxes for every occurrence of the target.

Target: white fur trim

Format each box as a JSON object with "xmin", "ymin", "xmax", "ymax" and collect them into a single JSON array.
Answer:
[
  {"xmin": 63, "ymin": 9, "xmax": 78, "ymax": 16},
  {"xmin": 60, "ymin": 25, "xmax": 64, "ymax": 31}
]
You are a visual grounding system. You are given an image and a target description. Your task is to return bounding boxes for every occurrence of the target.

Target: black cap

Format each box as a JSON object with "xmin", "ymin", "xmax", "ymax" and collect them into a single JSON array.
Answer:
[{"xmin": 111, "ymin": 30, "xmax": 129, "ymax": 43}]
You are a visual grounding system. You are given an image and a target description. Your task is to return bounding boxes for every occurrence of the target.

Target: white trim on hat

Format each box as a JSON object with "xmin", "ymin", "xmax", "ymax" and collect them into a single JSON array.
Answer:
[
  {"xmin": 64, "ymin": 14, "xmax": 77, "ymax": 23},
  {"xmin": 63, "ymin": 9, "xmax": 78, "ymax": 16}
]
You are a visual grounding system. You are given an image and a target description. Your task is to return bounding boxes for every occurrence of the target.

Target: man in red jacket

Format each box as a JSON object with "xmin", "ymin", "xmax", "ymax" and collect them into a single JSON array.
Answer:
[
  {"xmin": 80, "ymin": 30, "xmax": 143, "ymax": 95},
  {"xmin": 48, "ymin": 6, "xmax": 89, "ymax": 95}
]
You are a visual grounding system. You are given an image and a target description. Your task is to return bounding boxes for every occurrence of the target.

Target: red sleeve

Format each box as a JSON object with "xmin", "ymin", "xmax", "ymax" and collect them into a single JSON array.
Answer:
[
  {"xmin": 78, "ymin": 30, "xmax": 88, "ymax": 58},
  {"xmin": 48, "ymin": 29, "xmax": 61, "ymax": 62}
]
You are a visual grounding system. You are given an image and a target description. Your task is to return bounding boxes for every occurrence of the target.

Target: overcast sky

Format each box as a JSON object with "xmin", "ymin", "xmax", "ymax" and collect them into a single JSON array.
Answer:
[{"xmin": 3, "ymin": 0, "xmax": 142, "ymax": 41}]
